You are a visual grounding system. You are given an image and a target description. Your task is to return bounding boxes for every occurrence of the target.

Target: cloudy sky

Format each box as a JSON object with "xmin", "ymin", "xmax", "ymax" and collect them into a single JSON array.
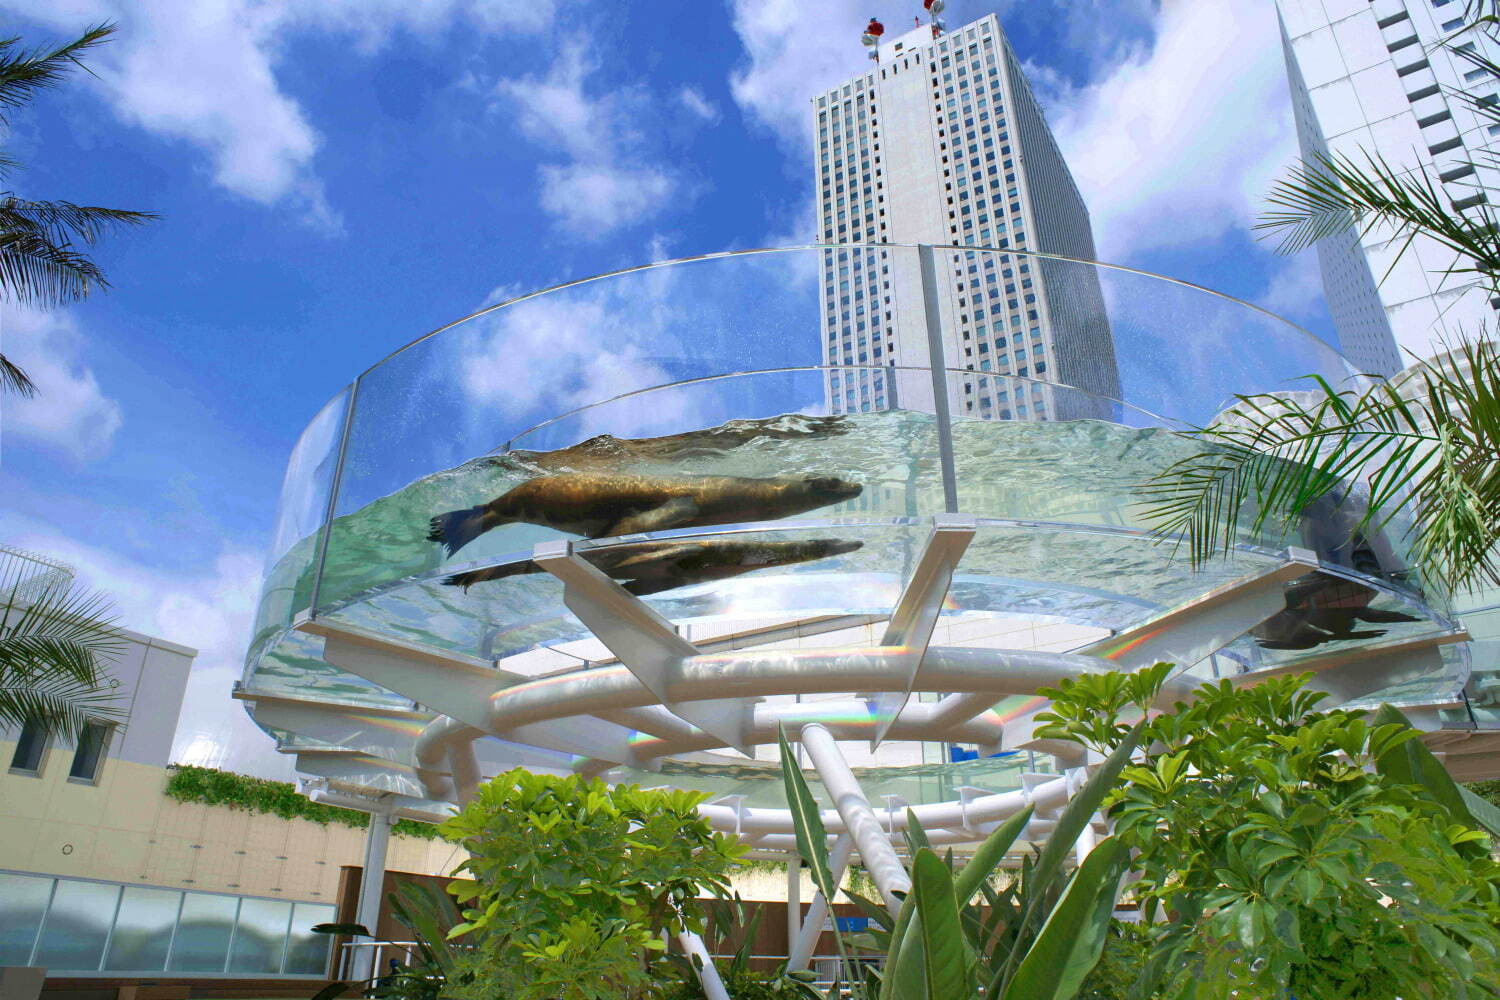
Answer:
[{"xmin": 0, "ymin": 0, "xmax": 1332, "ymax": 778}]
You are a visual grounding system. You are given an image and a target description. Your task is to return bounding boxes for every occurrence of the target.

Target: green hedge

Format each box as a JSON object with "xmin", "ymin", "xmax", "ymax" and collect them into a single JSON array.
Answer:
[{"xmin": 164, "ymin": 764, "xmax": 443, "ymax": 841}]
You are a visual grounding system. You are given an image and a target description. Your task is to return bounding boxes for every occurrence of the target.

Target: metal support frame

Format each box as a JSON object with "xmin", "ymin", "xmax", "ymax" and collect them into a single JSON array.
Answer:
[
  {"xmin": 798, "ymin": 723, "xmax": 911, "ymax": 914},
  {"xmin": 787, "ymin": 834, "xmax": 856, "ymax": 972},
  {"xmin": 677, "ymin": 930, "xmax": 731, "ymax": 1000},
  {"xmin": 918, "ymin": 243, "xmax": 960, "ymax": 513},
  {"xmin": 870, "ymin": 515, "xmax": 976, "ymax": 747},
  {"xmin": 353, "ymin": 804, "xmax": 396, "ymax": 983}
]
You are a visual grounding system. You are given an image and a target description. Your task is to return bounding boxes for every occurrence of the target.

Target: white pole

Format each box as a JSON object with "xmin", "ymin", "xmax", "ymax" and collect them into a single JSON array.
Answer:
[
  {"xmin": 677, "ymin": 930, "xmax": 731, "ymax": 1000},
  {"xmin": 786, "ymin": 849, "xmax": 801, "ymax": 950},
  {"xmin": 798, "ymin": 724, "xmax": 911, "ymax": 914},
  {"xmin": 352, "ymin": 809, "xmax": 395, "ymax": 983},
  {"xmin": 787, "ymin": 833, "xmax": 855, "ymax": 972}
]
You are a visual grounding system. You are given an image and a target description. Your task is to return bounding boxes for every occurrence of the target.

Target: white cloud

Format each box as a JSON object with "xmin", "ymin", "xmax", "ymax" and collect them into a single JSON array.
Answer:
[
  {"xmin": 727, "ymin": 0, "xmax": 873, "ymax": 154},
  {"xmin": 1, "ymin": 306, "xmax": 122, "ymax": 462},
  {"xmin": 678, "ymin": 85, "xmax": 720, "ymax": 123},
  {"xmin": 1050, "ymin": 0, "xmax": 1297, "ymax": 259},
  {"xmin": 490, "ymin": 38, "xmax": 683, "ymax": 237},
  {"xmin": 6, "ymin": 0, "xmax": 558, "ymax": 227},
  {"xmin": 1260, "ymin": 252, "xmax": 1326, "ymax": 323},
  {"xmin": 5, "ymin": 515, "xmax": 292, "ymax": 778},
  {"xmin": 537, "ymin": 163, "xmax": 676, "ymax": 235}
]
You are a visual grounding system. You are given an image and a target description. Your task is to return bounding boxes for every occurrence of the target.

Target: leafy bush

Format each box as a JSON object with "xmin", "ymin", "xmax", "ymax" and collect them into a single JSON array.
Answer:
[
  {"xmin": 438, "ymin": 769, "xmax": 746, "ymax": 1000},
  {"xmin": 1037, "ymin": 664, "xmax": 1500, "ymax": 999},
  {"xmin": 165, "ymin": 764, "xmax": 441, "ymax": 839}
]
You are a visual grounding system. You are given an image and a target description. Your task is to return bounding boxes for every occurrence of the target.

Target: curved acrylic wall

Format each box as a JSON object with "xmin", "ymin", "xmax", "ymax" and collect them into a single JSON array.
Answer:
[{"xmin": 243, "ymin": 245, "xmax": 1464, "ymax": 793}]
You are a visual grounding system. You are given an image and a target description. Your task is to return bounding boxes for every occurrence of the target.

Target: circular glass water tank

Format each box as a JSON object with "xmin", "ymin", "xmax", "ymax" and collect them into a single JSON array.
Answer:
[{"xmin": 242, "ymin": 245, "xmax": 1467, "ymax": 843}]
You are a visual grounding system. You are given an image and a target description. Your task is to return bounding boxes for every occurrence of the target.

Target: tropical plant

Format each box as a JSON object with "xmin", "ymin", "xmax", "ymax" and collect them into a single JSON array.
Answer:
[
  {"xmin": 1139, "ymin": 337, "xmax": 1500, "ymax": 594},
  {"xmin": 775, "ymin": 723, "xmax": 1141, "ymax": 1000},
  {"xmin": 1036, "ymin": 663, "xmax": 1500, "ymax": 999},
  {"xmin": 308, "ymin": 879, "xmax": 470, "ymax": 1000},
  {"xmin": 437, "ymin": 768, "xmax": 746, "ymax": 1000},
  {"xmin": 663, "ymin": 894, "xmax": 822, "ymax": 999},
  {"xmin": 1140, "ymin": 2, "xmax": 1500, "ymax": 586},
  {"xmin": 0, "ymin": 551, "xmax": 123, "ymax": 739},
  {"xmin": 0, "ymin": 22, "xmax": 156, "ymax": 396}
]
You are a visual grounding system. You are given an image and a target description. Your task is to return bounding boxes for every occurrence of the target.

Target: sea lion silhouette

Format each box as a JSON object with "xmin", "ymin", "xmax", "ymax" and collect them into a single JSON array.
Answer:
[
  {"xmin": 427, "ymin": 473, "xmax": 863, "ymax": 556},
  {"xmin": 1253, "ymin": 572, "xmax": 1421, "ymax": 651},
  {"xmin": 442, "ymin": 537, "xmax": 863, "ymax": 596}
]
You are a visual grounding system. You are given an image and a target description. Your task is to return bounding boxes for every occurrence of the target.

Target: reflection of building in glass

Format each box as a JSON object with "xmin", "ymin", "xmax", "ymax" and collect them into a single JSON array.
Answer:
[
  {"xmin": 1277, "ymin": 1, "xmax": 1500, "ymax": 372},
  {"xmin": 814, "ymin": 13, "xmax": 1119, "ymax": 420}
]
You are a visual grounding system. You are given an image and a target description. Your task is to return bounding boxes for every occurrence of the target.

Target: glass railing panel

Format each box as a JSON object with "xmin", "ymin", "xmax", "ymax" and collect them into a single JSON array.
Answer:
[
  {"xmin": 168, "ymin": 892, "xmax": 239, "ymax": 972},
  {"xmin": 285, "ymin": 902, "xmax": 337, "ymax": 975},
  {"xmin": 33, "ymin": 878, "xmax": 120, "ymax": 972},
  {"xmin": 0, "ymin": 872, "xmax": 52, "ymax": 966},
  {"xmin": 228, "ymin": 897, "xmax": 293, "ymax": 974},
  {"xmin": 104, "ymin": 885, "xmax": 181, "ymax": 971}
]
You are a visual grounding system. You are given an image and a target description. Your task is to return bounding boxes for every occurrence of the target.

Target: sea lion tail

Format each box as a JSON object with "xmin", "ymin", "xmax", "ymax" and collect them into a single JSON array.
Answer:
[{"xmin": 427, "ymin": 505, "xmax": 491, "ymax": 556}]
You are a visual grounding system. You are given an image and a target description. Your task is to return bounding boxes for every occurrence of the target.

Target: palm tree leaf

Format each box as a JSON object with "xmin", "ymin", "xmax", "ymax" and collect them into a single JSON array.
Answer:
[
  {"xmin": 0, "ymin": 24, "xmax": 115, "ymax": 123},
  {"xmin": 0, "ymin": 229, "xmax": 108, "ymax": 306},
  {"xmin": 0, "ymin": 350, "xmax": 35, "ymax": 396},
  {"xmin": 0, "ymin": 197, "xmax": 157, "ymax": 246}
]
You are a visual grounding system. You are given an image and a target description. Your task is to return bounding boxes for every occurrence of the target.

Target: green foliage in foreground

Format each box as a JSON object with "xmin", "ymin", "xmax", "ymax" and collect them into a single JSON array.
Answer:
[
  {"xmin": 1037, "ymin": 664, "xmax": 1500, "ymax": 999},
  {"xmin": 777, "ymin": 723, "xmax": 1141, "ymax": 1000},
  {"xmin": 438, "ymin": 769, "xmax": 746, "ymax": 1000},
  {"xmin": 164, "ymin": 764, "xmax": 441, "ymax": 840}
]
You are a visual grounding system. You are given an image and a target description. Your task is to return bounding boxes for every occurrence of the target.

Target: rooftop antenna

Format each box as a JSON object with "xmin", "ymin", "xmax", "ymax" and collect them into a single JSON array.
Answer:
[
  {"xmin": 861, "ymin": 16, "xmax": 885, "ymax": 62},
  {"xmin": 924, "ymin": 0, "xmax": 946, "ymax": 38}
]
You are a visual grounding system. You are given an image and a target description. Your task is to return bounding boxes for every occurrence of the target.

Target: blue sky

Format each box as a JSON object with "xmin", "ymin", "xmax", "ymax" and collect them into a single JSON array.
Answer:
[{"xmin": 0, "ymin": 0, "xmax": 1332, "ymax": 776}]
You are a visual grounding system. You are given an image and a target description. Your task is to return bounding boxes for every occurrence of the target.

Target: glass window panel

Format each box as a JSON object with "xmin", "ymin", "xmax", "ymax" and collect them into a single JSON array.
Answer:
[
  {"xmin": 34, "ymin": 879, "xmax": 119, "ymax": 971},
  {"xmin": 169, "ymin": 893, "xmax": 238, "ymax": 972},
  {"xmin": 228, "ymin": 898, "xmax": 292, "ymax": 974},
  {"xmin": 105, "ymin": 886, "xmax": 181, "ymax": 971},
  {"xmin": 10, "ymin": 721, "xmax": 47, "ymax": 773},
  {"xmin": 284, "ymin": 903, "xmax": 337, "ymax": 975},
  {"xmin": 0, "ymin": 873, "xmax": 54, "ymax": 966},
  {"xmin": 68, "ymin": 722, "xmax": 111, "ymax": 782}
]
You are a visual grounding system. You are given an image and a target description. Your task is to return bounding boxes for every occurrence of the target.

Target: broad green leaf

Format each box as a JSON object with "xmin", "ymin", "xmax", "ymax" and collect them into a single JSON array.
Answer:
[
  {"xmin": 905, "ymin": 807, "xmax": 933, "ymax": 855},
  {"xmin": 954, "ymin": 806, "xmax": 1034, "ymax": 907},
  {"xmin": 1001, "ymin": 837, "xmax": 1127, "ymax": 1000},
  {"xmin": 913, "ymin": 848, "xmax": 976, "ymax": 999},
  {"xmin": 880, "ymin": 896, "xmax": 924, "ymax": 1000},
  {"xmin": 1373, "ymin": 704, "xmax": 1498, "ymax": 847},
  {"xmin": 778, "ymin": 725, "xmax": 838, "ymax": 902}
]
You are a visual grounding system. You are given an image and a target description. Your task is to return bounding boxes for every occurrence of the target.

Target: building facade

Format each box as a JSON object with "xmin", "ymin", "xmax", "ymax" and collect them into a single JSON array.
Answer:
[
  {"xmin": 1278, "ymin": 0, "xmax": 1500, "ymax": 371},
  {"xmin": 813, "ymin": 13, "xmax": 1119, "ymax": 420}
]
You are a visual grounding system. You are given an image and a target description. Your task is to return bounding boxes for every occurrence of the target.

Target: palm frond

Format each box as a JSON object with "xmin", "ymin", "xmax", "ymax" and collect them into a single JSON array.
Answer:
[
  {"xmin": 1258, "ymin": 153, "xmax": 1500, "ymax": 296},
  {"xmin": 1138, "ymin": 339, "xmax": 1500, "ymax": 594},
  {"xmin": 0, "ymin": 350, "xmax": 35, "ymax": 396},
  {"xmin": 0, "ymin": 197, "xmax": 157, "ymax": 246},
  {"xmin": 0, "ymin": 568, "xmax": 124, "ymax": 738},
  {"xmin": 0, "ymin": 24, "xmax": 115, "ymax": 124},
  {"xmin": 0, "ymin": 228, "xmax": 110, "ymax": 306}
]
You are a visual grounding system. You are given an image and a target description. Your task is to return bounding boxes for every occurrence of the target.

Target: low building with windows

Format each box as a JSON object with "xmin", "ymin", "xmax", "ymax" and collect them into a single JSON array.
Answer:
[{"xmin": 0, "ymin": 547, "xmax": 456, "ymax": 988}]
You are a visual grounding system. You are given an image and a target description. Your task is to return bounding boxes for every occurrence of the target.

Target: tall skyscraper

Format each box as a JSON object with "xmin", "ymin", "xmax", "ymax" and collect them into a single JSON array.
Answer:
[
  {"xmin": 1278, "ymin": 0, "xmax": 1500, "ymax": 373},
  {"xmin": 813, "ymin": 13, "xmax": 1119, "ymax": 420}
]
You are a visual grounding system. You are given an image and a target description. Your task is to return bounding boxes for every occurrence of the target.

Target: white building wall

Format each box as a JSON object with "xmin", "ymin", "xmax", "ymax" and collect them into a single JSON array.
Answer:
[
  {"xmin": 1278, "ymin": 0, "xmax": 1500, "ymax": 367},
  {"xmin": 813, "ymin": 14, "xmax": 1118, "ymax": 421}
]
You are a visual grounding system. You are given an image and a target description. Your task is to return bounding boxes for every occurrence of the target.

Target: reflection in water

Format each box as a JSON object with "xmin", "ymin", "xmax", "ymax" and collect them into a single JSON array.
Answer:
[
  {"xmin": 1253, "ymin": 572, "xmax": 1423, "ymax": 650},
  {"xmin": 444, "ymin": 537, "xmax": 864, "ymax": 596},
  {"xmin": 427, "ymin": 472, "xmax": 863, "ymax": 555}
]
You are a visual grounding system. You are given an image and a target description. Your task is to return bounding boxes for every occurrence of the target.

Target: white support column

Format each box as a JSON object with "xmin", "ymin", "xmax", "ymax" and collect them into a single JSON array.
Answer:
[
  {"xmin": 677, "ymin": 930, "xmax": 731, "ymax": 1000},
  {"xmin": 798, "ymin": 724, "xmax": 911, "ymax": 914},
  {"xmin": 787, "ymin": 833, "xmax": 855, "ymax": 972},
  {"xmin": 786, "ymin": 850, "xmax": 801, "ymax": 949},
  {"xmin": 353, "ymin": 806, "xmax": 396, "ymax": 982}
]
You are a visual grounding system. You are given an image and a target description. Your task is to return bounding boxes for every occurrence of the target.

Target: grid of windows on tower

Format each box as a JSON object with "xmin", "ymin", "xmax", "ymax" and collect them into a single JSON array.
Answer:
[{"xmin": 815, "ymin": 23, "xmax": 1049, "ymax": 418}]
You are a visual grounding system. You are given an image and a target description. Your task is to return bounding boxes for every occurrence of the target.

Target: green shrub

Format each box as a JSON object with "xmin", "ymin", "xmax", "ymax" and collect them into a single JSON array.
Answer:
[
  {"xmin": 164, "ymin": 764, "xmax": 441, "ymax": 840},
  {"xmin": 438, "ymin": 769, "xmax": 746, "ymax": 1000}
]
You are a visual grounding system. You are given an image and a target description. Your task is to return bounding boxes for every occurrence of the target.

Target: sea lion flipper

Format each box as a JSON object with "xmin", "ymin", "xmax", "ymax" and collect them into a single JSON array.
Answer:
[{"xmin": 604, "ymin": 497, "xmax": 701, "ymax": 536}]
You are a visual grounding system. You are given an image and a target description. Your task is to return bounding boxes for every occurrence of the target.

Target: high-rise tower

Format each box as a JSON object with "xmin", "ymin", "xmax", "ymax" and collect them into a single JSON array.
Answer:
[
  {"xmin": 813, "ymin": 12, "xmax": 1118, "ymax": 420},
  {"xmin": 1278, "ymin": 0, "xmax": 1500, "ymax": 372}
]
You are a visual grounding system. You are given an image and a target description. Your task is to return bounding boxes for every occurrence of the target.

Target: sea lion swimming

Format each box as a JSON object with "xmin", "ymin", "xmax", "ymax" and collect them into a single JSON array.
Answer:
[
  {"xmin": 427, "ymin": 472, "xmax": 863, "ymax": 556},
  {"xmin": 1253, "ymin": 572, "xmax": 1422, "ymax": 651},
  {"xmin": 442, "ymin": 537, "xmax": 864, "ymax": 596}
]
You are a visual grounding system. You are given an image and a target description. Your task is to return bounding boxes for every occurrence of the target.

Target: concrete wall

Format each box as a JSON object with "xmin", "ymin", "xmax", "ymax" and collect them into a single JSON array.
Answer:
[{"xmin": 0, "ymin": 745, "xmax": 463, "ymax": 904}]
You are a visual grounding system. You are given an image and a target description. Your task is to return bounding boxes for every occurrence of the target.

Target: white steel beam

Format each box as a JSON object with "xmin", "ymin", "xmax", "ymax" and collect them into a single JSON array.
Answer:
[
  {"xmin": 871, "ymin": 515, "xmax": 977, "ymax": 748},
  {"xmin": 798, "ymin": 723, "xmax": 911, "ymax": 914},
  {"xmin": 787, "ymin": 834, "xmax": 856, "ymax": 972},
  {"xmin": 534, "ymin": 540, "xmax": 755, "ymax": 753},
  {"xmin": 1075, "ymin": 554, "xmax": 1317, "ymax": 670}
]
